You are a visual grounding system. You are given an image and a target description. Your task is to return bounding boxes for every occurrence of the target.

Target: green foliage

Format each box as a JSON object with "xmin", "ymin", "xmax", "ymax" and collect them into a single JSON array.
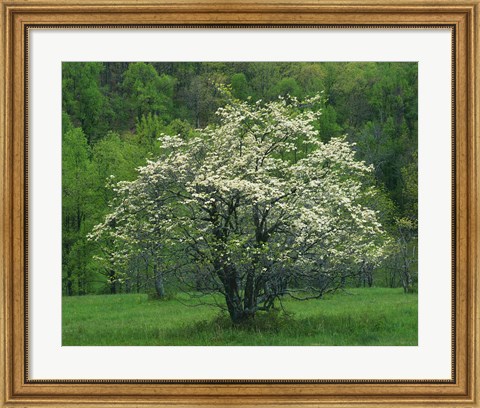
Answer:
[
  {"xmin": 182, "ymin": 72, "xmax": 228, "ymax": 127},
  {"xmin": 248, "ymin": 62, "xmax": 281, "ymax": 100},
  {"xmin": 62, "ymin": 62, "xmax": 107, "ymax": 143},
  {"xmin": 122, "ymin": 62, "xmax": 175, "ymax": 126},
  {"xmin": 62, "ymin": 126, "xmax": 94, "ymax": 295},
  {"xmin": 401, "ymin": 151, "xmax": 418, "ymax": 220},
  {"xmin": 135, "ymin": 113, "xmax": 164, "ymax": 148},
  {"xmin": 318, "ymin": 104, "xmax": 342, "ymax": 141},
  {"xmin": 273, "ymin": 77, "xmax": 302, "ymax": 98},
  {"xmin": 230, "ymin": 73, "xmax": 250, "ymax": 100},
  {"xmin": 91, "ymin": 131, "xmax": 146, "ymax": 202}
]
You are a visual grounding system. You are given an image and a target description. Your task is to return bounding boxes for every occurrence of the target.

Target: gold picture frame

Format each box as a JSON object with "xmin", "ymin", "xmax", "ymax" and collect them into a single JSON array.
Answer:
[{"xmin": 1, "ymin": 0, "xmax": 478, "ymax": 406}]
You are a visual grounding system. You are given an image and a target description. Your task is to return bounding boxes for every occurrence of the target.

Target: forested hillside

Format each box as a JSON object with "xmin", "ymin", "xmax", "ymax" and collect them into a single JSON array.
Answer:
[{"xmin": 62, "ymin": 62, "xmax": 417, "ymax": 297}]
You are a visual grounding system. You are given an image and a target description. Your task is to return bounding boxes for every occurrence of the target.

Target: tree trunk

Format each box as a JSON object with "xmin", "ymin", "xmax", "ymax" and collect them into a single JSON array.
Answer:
[
  {"xmin": 66, "ymin": 277, "xmax": 73, "ymax": 296},
  {"xmin": 243, "ymin": 269, "xmax": 256, "ymax": 317},
  {"xmin": 219, "ymin": 263, "xmax": 250, "ymax": 324},
  {"xmin": 367, "ymin": 271, "xmax": 373, "ymax": 287},
  {"xmin": 108, "ymin": 269, "xmax": 117, "ymax": 294},
  {"xmin": 225, "ymin": 291, "xmax": 246, "ymax": 324},
  {"xmin": 154, "ymin": 263, "xmax": 165, "ymax": 298}
]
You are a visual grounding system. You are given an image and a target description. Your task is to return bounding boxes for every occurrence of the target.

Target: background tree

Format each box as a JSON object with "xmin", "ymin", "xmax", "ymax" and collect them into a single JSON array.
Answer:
[
  {"xmin": 121, "ymin": 62, "xmax": 175, "ymax": 128},
  {"xmin": 62, "ymin": 123, "xmax": 94, "ymax": 295},
  {"xmin": 230, "ymin": 73, "xmax": 251, "ymax": 100},
  {"xmin": 62, "ymin": 62, "xmax": 108, "ymax": 143}
]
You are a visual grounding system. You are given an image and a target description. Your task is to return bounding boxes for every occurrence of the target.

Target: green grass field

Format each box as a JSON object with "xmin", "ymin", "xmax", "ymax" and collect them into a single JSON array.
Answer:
[{"xmin": 62, "ymin": 288, "xmax": 417, "ymax": 346}]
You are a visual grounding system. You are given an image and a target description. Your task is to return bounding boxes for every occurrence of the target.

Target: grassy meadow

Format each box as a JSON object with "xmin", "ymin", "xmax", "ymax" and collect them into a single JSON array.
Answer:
[{"xmin": 62, "ymin": 288, "xmax": 417, "ymax": 346}]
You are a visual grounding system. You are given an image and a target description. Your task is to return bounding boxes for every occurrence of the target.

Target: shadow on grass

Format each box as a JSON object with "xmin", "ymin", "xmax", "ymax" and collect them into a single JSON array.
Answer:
[{"xmin": 161, "ymin": 309, "xmax": 407, "ymax": 346}]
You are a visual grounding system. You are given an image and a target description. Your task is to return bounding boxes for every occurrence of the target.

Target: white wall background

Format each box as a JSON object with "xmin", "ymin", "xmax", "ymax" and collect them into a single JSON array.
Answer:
[{"xmin": 29, "ymin": 28, "xmax": 452, "ymax": 380}]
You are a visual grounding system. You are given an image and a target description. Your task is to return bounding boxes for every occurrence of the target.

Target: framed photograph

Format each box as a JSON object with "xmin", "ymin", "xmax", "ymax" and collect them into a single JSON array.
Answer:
[{"xmin": 1, "ymin": 0, "xmax": 478, "ymax": 406}]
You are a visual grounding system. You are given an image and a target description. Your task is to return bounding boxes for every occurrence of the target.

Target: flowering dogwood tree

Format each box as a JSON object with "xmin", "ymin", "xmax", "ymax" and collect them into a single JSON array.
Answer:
[{"xmin": 90, "ymin": 94, "xmax": 390, "ymax": 323}]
